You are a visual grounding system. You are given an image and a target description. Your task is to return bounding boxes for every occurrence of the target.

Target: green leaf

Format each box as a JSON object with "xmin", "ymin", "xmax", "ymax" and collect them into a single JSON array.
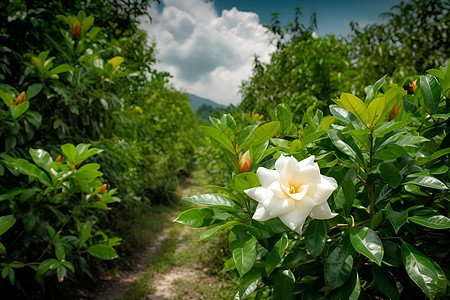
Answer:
[
  {"xmin": 230, "ymin": 230, "xmax": 257, "ymax": 276},
  {"xmin": 304, "ymin": 219, "xmax": 327, "ymax": 256},
  {"xmin": 379, "ymin": 162, "xmax": 402, "ymax": 188},
  {"xmin": 10, "ymin": 101, "xmax": 29, "ymax": 119},
  {"xmin": 198, "ymin": 221, "xmax": 241, "ymax": 241},
  {"xmin": 87, "ymin": 244, "xmax": 119, "ymax": 260},
  {"xmin": 372, "ymin": 266, "xmax": 399, "ymax": 300},
  {"xmin": 184, "ymin": 193, "xmax": 240, "ymax": 211},
  {"xmin": 202, "ymin": 126, "xmax": 235, "ymax": 154},
  {"xmin": 0, "ymin": 215, "xmax": 16, "ymax": 236},
  {"xmin": 234, "ymin": 172, "xmax": 260, "ymax": 194},
  {"xmin": 29, "ymin": 148, "xmax": 53, "ymax": 172},
  {"xmin": 335, "ymin": 93, "xmax": 369, "ymax": 125},
  {"xmin": 350, "ymin": 227, "xmax": 384, "ymax": 266},
  {"xmin": 88, "ymin": 26, "xmax": 101, "ymax": 39},
  {"xmin": 238, "ymin": 265, "xmax": 262, "ymax": 299},
  {"xmin": 373, "ymin": 121, "xmax": 407, "ymax": 137},
  {"xmin": 273, "ymin": 270, "xmax": 295, "ymax": 300},
  {"xmin": 50, "ymin": 64, "xmax": 71, "ymax": 75},
  {"xmin": 339, "ymin": 270, "xmax": 361, "ymax": 300},
  {"xmin": 324, "ymin": 236, "xmax": 354, "ymax": 289},
  {"xmin": 61, "ymin": 143, "xmax": 77, "ymax": 165},
  {"xmin": 79, "ymin": 222, "xmax": 92, "ymax": 248},
  {"xmin": 402, "ymin": 242, "xmax": 444, "ymax": 299},
  {"xmin": 329, "ymin": 105, "xmax": 353, "ymax": 125},
  {"xmin": 280, "ymin": 249, "xmax": 315, "ymax": 269},
  {"xmin": 367, "ymin": 96, "xmax": 385, "ymax": 128},
  {"xmin": 409, "ymin": 209, "xmax": 450, "ymax": 229},
  {"xmin": 2, "ymin": 158, "xmax": 52, "ymax": 186},
  {"xmin": 382, "ymin": 240, "xmax": 401, "ymax": 267},
  {"xmin": 241, "ymin": 121, "xmax": 280, "ymax": 150},
  {"xmin": 342, "ymin": 176, "xmax": 355, "ymax": 217},
  {"xmin": 420, "ymin": 74, "xmax": 441, "ymax": 114},
  {"xmin": 57, "ymin": 265, "xmax": 67, "ymax": 282},
  {"xmin": 403, "ymin": 175, "xmax": 448, "ymax": 190},
  {"xmin": 275, "ymin": 104, "xmax": 292, "ymax": 134},
  {"xmin": 365, "ymin": 75, "xmax": 387, "ymax": 103},
  {"xmin": 328, "ymin": 129, "xmax": 365, "ymax": 166},
  {"xmin": 55, "ymin": 242, "xmax": 66, "ymax": 261},
  {"xmin": 25, "ymin": 83, "xmax": 43, "ymax": 99},
  {"xmin": 385, "ymin": 203, "xmax": 408, "ymax": 233},
  {"xmin": 265, "ymin": 233, "xmax": 288, "ymax": 276},
  {"xmin": 75, "ymin": 144, "xmax": 101, "ymax": 165},
  {"xmin": 174, "ymin": 208, "xmax": 215, "ymax": 228}
]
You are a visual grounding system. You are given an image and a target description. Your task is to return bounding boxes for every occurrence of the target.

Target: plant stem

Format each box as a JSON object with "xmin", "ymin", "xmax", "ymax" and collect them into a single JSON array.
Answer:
[{"xmin": 369, "ymin": 183, "xmax": 375, "ymax": 219}]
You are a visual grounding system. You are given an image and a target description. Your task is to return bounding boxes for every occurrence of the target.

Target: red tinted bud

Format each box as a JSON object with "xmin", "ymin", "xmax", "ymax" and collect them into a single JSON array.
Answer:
[
  {"xmin": 72, "ymin": 22, "xmax": 81, "ymax": 40},
  {"xmin": 13, "ymin": 91, "xmax": 26, "ymax": 105},
  {"xmin": 55, "ymin": 155, "xmax": 61, "ymax": 162},
  {"xmin": 94, "ymin": 194, "xmax": 101, "ymax": 201},
  {"xmin": 238, "ymin": 150, "xmax": 251, "ymax": 173},
  {"xmin": 390, "ymin": 104, "xmax": 398, "ymax": 119},
  {"xmin": 409, "ymin": 80, "xmax": 417, "ymax": 93},
  {"xmin": 99, "ymin": 184, "xmax": 107, "ymax": 194}
]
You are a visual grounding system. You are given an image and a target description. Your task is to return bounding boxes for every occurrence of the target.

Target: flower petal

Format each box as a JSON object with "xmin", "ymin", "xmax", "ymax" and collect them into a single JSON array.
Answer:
[
  {"xmin": 291, "ymin": 159, "xmax": 321, "ymax": 186},
  {"xmin": 306, "ymin": 175, "xmax": 338, "ymax": 204},
  {"xmin": 279, "ymin": 196, "xmax": 315, "ymax": 230},
  {"xmin": 262, "ymin": 195, "xmax": 295, "ymax": 217},
  {"xmin": 281, "ymin": 184, "xmax": 310, "ymax": 200},
  {"xmin": 309, "ymin": 202, "xmax": 337, "ymax": 219},
  {"xmin": 244, "ymin": 187, "xmax": 273, "ymax": 203},
  {"xmin": 256, "ymin": 167, "xmax": 280, "ymax": 188},
  {"xmin": 268, "ymin": 181, "xmax": 286, "ymax": 199},
  {"xmin": 276, "ymin": 156, "xmax": 301, "ymax": 184},
  {"xmin": 253, "ymin": 203, "xmax": 271, "ymax": 221}
]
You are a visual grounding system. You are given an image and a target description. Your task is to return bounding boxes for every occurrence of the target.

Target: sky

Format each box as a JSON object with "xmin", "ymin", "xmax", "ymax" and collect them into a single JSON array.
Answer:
[{"xmin": 140, "ymin": 0, "xmax": 403, "ymax": 106}]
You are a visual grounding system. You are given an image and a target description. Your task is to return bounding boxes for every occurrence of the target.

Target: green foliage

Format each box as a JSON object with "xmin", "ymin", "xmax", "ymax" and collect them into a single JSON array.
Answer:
[{"xmin": 177, "ymin": 61, "xmax": 450, "ymax": 299}]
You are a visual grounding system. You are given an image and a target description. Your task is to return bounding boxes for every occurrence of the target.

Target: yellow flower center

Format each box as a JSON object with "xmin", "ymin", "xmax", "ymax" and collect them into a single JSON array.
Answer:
[{"xmin": 289, "ymin": 186, "xmax": 296, "ymax": 194}]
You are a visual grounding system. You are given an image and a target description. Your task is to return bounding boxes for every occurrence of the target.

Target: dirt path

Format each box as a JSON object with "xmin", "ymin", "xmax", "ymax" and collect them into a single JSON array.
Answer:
[{"xmin": 82, "ymin": 176, "xmax": 233, "ymax": 300}]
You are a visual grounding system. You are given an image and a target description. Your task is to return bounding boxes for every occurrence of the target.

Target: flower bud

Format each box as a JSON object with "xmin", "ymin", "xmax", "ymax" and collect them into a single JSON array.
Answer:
[
  {"xmin": 99, "ymin": 184, "xmax": 107, "ymax": 194},
  {"xmin": 13, "ymin": 91, "xmax": 26, "ymax": 105},
  {"xmin": 55, "ymin": 155, "xmax": 61, "ymax": 162},
  {"xmin": 94, "ymin": 194, "xmax": 101, "ymax": 201},
  {"xmin": 390, "ymin": 104, "xmax": 398, "ymax": 120},
  {"xmin": 72, "ymin": 22, "xmax": 81, "ymax": 40},
  {"xmin": 409, "ymin": 79, "xmax": 417, "ymax": 93},
  {"xmin": 238, "ymin": 150, "xmax": 251, "ymax": 173}
]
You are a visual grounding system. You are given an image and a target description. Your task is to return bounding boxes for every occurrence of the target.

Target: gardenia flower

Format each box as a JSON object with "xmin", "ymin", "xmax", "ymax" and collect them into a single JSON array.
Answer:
[{"xmin": 245, "ymin": 155, "xmax": 338, "ymax": 234}]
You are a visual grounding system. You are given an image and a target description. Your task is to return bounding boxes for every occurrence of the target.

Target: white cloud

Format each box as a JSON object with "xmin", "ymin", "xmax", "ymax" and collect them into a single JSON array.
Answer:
[{"xmin": 140, "ymin": 0, "xmax": 275, "ymax": 106}]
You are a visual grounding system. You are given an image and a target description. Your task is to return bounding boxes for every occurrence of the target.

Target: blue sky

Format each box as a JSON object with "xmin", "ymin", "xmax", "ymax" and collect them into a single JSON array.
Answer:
[
  {"xmin": 142, "ymin": 0, "xmax": 403, "ymax": 105},
  {"xmin": 212, "ymin": 0, "xmax": 403, "ymax": 37}
]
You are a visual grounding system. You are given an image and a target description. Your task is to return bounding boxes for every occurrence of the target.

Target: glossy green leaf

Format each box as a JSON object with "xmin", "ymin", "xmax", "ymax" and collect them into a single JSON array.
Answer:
[
  {"xmin": 335, "ymin": 93, "xmax": 369, "ymax": 124},
  {"xmin": 10, "ymin": 101, "xmax": 29, "ymax": 119},
  {"xmin": 280, "ymin": 249, "xmax": 315, "ymax": 269},
  {"xmin": 55, "ymin": 242, "xmax": 66, "ymax": 261},
  {"xmin": 367, "ymin": 96, "xmax": 385, "ymax": 128},
  {"xmin": 402, "ymin": 242, "xmax": 444, "ymax": 299},
  {"xmin": 29, "ymin": 148, "xmax": 53, "ymax": 172},
  {"xmin": 350, "ymin": 227, "xmax": 384, "ymax": 266},
  {"xmin": 174, "ymin": 208, "xmax": 215, "ymax": 228},
  {"xmin": 329, "ymin": 105, "xmax": 352, "ymax": 125},
  {"xmin": 373, "ymin": 121, "xmax": 407, "ymax": 137},
  {"xmin": 241, "ymin": 121, "xmax": 280, "ymax": 150},
  {"xmin": 234, "ymin": 172, "xmax": 260, "ymax": 194},
  {"xmin": 372, "ymin": 265, "xmax": 399, "ymax": 300},
  {"xmin": 305, "ymin": 220, "xmax": 328, "ymax": 256},
  {"xmin": 61, "ymin": 143, "xmax": 77, "ymax": 164},
  {"xmin": 365, "ymin": 75, "xmax": 387, "ymax": 103},
  {"xmin": 202, "ymin": 126, "xmax": 235, "ymax": 154},
  {"xmin": 184, "ymin": 193, "xmax": 240, "ymax": 211},
  {"xmin": 50, "ymin": 64, "xmax": 71, "ymax": 74},
  {"xmin": 238, "ymin": 265, "xmax": 262, "ymax": 299},
  {"xmin": 265, "ymin": 233, "xmax": 288, "ymax": 275},
  {"xmin": 230, "ymin": 230, "xmax": 257, "ymax": 276},
  {"xmin": 403, "ymin": 175, "xmax": 448, "ymax": 190},
  {"xmin": 79, "ymin": 222, "xmax": 92, "ymax": 248},
  {"xmin": 382, "ymin": 240, "xmax": 402, "ymax": 267},
  {"xmin": 2, "ymin": 158, "xmax": 51, "ymax": 186},
  {"xmin": 339, "ymin": 270, "xmax": 360, "ymax": 300},
  {"xmin": 273, "ymin": 270, "xmax": 295, "ymax": 300},
  {"xmin": 342, "ymin": 176, "xmax": 355, "ymax": 217},
  {"xmin": 57, "ymin": 265, "xmax": 67, "ymax": 282},
  {"xmin": 328, "ymin": 129, "xmax": 365, "ymax": 166},
  {"xmin": 25, "ymin": 83, "xmax": 43, "ymax": 99},
  {"xmin": 324, "ymin": 236, "xmax": 354, "ymax": 289},
  {"xmin": 409, "ymin": 209, "xmax": 450, "ymax": 229},
  {"xmin": 74, "ymin": 144, "xmax": 101, "ymax": 165},
  {"xmin": 237, "ymin": 125, "xmax": 258, "ymax": 149},
  {"xmin": 379, "ymin": 162, "xmax": 402, "ymax": 188},
  {"xmin": 0, "ymin": 215, "xmax": 16, "ymax": 236},
  {"xmin": 87, "ymin": 244, "xmax": 118, "ymax": 260},
  {"xmin": 385, "ymin": 203, "xmax": 408, "ymax": 233},
  {"xmin": 198, "ymin": 221, "xmax": 241, "ymax": 241},
  {"xmin": 275, "ymin": 104, "xmax": 292, "ymax": 134},
  {"xmin": 420, "ymin": 74, "xmax": 441, "ymax": 114}
]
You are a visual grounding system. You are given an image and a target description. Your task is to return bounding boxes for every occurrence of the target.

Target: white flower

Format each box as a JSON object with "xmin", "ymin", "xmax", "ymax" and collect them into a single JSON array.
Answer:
[{"xmin": 244, "ymin": 155, "xmax": 338, "ymax": 234}]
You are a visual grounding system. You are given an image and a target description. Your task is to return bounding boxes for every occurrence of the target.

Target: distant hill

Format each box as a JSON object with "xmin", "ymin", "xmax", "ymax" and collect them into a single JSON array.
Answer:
[{"xmin": 189, "ymin": 94, "xmax": 227, "ymax": 111}]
